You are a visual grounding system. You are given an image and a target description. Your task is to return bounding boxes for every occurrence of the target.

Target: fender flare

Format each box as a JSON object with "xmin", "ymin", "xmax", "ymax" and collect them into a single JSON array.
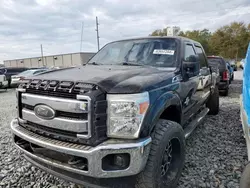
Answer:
[{"xmin": 140, "ymin": 91, "xmax": 182, "ymax": 137}]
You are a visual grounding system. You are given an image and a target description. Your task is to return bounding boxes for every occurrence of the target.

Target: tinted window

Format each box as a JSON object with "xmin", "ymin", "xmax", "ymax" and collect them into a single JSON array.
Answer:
[
  {"xmin": 88, "ymin": 38, "xmax": 178, "ymax": 67},
  {"xmin": 195, "ymin": 46, "xmax": 207, "ymax": 68},
  {"xmin": 184, "ymin": 45, "xmax": 196, "ymax": 61},
  {"xmin": 207, "ymin": 57, "xmax": 226, "ymax": 70}
]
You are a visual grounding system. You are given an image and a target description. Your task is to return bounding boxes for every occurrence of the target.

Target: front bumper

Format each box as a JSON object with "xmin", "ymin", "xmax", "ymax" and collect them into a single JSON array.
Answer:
[
  {"xmin": 11, "ymin": 119, "xmax": 151, "ymax": 179},
  {"xmin": 218, "ymin": 81, "xmax": 229, "ymax": 90},
  {"xmin": 0, "ymin": 81, "xmax": 8, "ymax": 89}
]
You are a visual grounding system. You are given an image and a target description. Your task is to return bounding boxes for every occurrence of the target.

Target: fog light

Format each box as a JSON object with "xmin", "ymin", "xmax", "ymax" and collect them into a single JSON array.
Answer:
[
  {"xmin": 102, "ymin": 153, "xmax": 130, "ymax": 170},
  {"xmin": 114, "ymin": 154, "xmax": 129, "ymax": 168}
]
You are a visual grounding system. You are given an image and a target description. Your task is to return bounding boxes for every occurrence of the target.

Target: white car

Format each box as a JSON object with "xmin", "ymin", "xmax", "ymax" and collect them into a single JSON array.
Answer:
[
  {"xmin": 0, "ymin": 75, "xmax": 8, "ymax": 90},
  {"xmin": 11, "ymin": 69, "xmax": 48, "ymax": 87}
]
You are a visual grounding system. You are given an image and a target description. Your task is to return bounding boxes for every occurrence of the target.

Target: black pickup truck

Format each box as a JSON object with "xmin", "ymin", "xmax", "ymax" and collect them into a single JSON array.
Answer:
[{"xmin": 11, "ymin": 36, "xmax": 219, "ymax": 188}]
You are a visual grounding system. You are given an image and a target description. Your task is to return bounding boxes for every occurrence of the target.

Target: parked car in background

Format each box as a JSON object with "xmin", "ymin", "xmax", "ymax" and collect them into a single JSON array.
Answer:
[
  {"xmin": 240, "ymin": 58, "xmax": 246, "ymax": 69},
  {"xmin": 207, "ymin": 56, "xmax": 230, "ymax": 96},
  {"xmin": 11, "ymin": 68, "xmax": 48, "ymax": 87},
  {"xmin": 226, "ymin": 61, "xmax": 234, "ymax": 84},
  {"xmin": 0, "ymin": 74, "xmax": 8, "ymax": 90},
  {"xmin": 0, "ymin": 67, "xmax": 29, "ymax": 87},
  {"xmin": 229, "ymin": 59, "xmax": 237, "ymax": 71}
]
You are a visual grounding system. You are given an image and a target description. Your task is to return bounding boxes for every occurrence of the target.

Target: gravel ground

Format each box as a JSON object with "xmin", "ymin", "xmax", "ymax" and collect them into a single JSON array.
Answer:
[{"xmin": 0, "ymin": 70, "xmax": 247, "ymax": 188}]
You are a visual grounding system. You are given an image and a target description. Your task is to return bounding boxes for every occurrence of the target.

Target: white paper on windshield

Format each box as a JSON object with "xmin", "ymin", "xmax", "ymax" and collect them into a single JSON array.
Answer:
[{"xmin": 153, "ymin": 49, "xmax": 175, "ymax": 55}]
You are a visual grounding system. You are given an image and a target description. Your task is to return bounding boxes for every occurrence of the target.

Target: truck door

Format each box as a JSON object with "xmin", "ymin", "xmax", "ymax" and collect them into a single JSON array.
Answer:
[
  {"xmin": 181, "ymin": 43, "xmax": 201, "ymax": 122},
  {"xmin": 194, "ymin": 44, "xmax": 212, "ymax": 104}
]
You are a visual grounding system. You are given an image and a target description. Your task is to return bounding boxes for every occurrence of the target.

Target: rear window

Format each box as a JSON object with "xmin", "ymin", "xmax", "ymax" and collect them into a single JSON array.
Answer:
[{"xmin": 207, "ymin": 57, "xmax": 226, "ymax": 70}]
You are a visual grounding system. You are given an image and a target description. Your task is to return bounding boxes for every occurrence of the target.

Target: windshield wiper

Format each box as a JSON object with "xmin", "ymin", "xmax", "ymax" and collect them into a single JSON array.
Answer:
[
  {"xmin": 121, "ymin": 62, "xmax": 144, "ymax": 66},
  {"xmin": 88, "ymin": 62, "xmax": 101, "ymax": 65}
]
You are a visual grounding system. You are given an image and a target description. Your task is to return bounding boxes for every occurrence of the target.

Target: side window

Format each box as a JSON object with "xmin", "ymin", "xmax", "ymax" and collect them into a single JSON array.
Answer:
[
  {"xmin": 184, "ymin": 44, "xmax": 196, "ymax": 61},
  {"xmin": 195, "ymin": 46, "xmax": 208, "ymax": 68}
]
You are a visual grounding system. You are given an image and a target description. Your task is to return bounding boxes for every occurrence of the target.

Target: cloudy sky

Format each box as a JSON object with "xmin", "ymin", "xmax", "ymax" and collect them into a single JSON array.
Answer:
[{"xmin": 0, "ymin": 0, "xmax": 250, "ymax": 64}]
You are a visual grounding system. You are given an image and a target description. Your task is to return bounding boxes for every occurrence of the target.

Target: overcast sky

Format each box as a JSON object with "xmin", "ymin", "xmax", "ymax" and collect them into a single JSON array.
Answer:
[{"xmin": 0, "ymin": 0, "xmax": 250, "ymax": 63}]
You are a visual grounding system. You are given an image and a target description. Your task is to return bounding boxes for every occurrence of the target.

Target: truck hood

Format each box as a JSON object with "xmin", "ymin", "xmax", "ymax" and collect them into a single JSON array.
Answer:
[{"xmin": 33, "ymin": 65, "xmax": 176, "ymax": 93}]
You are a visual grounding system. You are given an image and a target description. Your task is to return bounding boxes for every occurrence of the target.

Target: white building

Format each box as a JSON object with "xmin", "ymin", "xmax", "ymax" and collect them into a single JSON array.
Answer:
[{"xmin": 3, "ymin": 52, "xmax": 95, "ymax": 68}]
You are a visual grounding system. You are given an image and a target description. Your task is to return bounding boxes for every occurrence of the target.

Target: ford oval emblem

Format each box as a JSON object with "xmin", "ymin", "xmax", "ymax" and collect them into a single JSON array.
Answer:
[{"xmin": 34, "ymin": 105, "xmax": 55, "ymax": 120}]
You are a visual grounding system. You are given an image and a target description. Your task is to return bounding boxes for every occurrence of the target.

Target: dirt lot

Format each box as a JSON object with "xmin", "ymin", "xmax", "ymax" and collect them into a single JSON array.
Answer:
[{"xmin": 0, "ymin": 70, "xmax": 247, "ymax": 188}]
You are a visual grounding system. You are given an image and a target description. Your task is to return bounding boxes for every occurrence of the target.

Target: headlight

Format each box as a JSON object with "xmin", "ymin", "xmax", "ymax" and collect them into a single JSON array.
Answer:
[{"xmin": 107, "ymin": 92, "xmax": 149, "ymax": 139}]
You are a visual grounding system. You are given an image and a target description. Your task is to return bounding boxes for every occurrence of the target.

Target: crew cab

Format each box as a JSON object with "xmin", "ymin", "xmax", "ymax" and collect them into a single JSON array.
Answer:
[{"xmin": 11, "ymin": 36, "xmax": 219, "ymax": 188}]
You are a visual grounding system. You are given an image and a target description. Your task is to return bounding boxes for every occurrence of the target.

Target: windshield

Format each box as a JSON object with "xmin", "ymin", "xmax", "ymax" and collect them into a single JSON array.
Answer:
[
  {"xmin": 17, "ymin": 70, "xmax": 37, "ymax": 76},
  {"xmin": 88, "ymin": 38, "xmax": 178, "ymax": 67}
]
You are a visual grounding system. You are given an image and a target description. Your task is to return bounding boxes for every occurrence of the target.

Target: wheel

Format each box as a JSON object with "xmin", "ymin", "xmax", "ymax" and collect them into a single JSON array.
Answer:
[
  {"xmin": 136, "ymin": 120, "xmax": 185, "ymax": 188},
  {"xmin": 240, "ymin": 162, "xmax": 250, "ymax": 188},
  {"xmin": 8, "ymin": 80, "xmax": 11, "ymax": 88},
  {"xmin": 206, "ymin": 85, "xmax": 219, "ymax": 115},
  {"xmin": 220, "ymin": 88, "xmax": 229, "ymax": 96}
]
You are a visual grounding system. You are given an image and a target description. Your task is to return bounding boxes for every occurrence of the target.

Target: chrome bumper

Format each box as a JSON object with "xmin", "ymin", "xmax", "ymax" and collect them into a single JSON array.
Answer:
[{"xmin": 11, "ymin": 119, "xmax": 151, "ymax": 178}]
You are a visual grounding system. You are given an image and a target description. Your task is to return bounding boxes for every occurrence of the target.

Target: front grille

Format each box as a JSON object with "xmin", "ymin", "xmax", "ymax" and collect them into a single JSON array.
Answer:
[
  {"xmin": 19, "ymin": 79, "xmax": 99, "ymax": 99},
  {"xmin": 18, "ymin": 79, "xmax": 107, "ymax": 146}
]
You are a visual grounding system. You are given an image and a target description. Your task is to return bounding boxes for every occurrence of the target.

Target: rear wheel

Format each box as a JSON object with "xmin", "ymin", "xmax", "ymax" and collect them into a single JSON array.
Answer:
[
  {"xmin": 206, "ymin": 85, "xmax": 219, "ymax": 115},
  {"xmin": 221, "ymin": 88, "xmax": 229, "ymax": 96},
  {"xmin": 136, "ymin": 120, "xmax": 185, "ymax": 188}
]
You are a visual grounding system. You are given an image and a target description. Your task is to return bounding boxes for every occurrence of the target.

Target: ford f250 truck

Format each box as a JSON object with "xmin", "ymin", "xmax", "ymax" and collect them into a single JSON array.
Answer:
[{"xmin": 11, "ymin": 36, "xmax": 219, "ymax": 188}]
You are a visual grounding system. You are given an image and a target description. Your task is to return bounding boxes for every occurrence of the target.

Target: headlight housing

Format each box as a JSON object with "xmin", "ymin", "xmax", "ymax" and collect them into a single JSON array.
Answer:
[{"xmin": 107, "ymin": 92, "xmax": 149, "ymax": 139}]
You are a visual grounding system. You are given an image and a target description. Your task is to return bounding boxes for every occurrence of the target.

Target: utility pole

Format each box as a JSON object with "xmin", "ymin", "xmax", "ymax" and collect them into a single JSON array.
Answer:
[
  {"xmin": 95, "ymin": 16, "xmax": 100, "ymax": 51},
  {"xmin": 40, "ymin": 44, "xmax": 44, "ymax": 66},
  {"xmin": 80, "ymin": 22, "xmax": 84, "ymax": 52}
]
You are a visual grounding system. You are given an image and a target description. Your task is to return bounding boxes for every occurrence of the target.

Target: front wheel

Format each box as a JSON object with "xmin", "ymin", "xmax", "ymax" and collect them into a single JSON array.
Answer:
[{"xmin": 136, "ymin": 120, "xmax": 185, "ymax": 188}]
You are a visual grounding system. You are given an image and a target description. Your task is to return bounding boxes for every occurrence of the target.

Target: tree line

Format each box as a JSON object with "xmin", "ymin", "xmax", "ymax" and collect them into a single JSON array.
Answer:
[{"xmin": 150, "ymin": 22, "xmax": 250, "ymax": 60}]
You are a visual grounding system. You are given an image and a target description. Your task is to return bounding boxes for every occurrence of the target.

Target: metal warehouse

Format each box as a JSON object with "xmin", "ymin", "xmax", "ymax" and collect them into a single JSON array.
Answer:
[{"xmin": 3, "ymin": 52, "xmax": 96, "ymax": 68}]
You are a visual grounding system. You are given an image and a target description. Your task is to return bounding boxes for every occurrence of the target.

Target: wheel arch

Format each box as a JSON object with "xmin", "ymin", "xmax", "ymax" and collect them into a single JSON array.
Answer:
[{"xmin": 140, "ymin": 91, "xmax": 182, "ymax": 137}]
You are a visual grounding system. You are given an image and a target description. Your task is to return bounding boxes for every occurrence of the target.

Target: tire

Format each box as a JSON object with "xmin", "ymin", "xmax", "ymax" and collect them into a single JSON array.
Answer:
[
  {"xmin": 240, "ymin": 162, "xmax": 250, "ymax": 188},
  {"xmin": 8, "ymin": 80, "xmax": 11, "ymax": 88},
  {"xmin": 206, "ymin": 86, "xmax": 219, "ymax": 115},
  {"xmin": 136, "ymin": 120, "xmax": 185, "ymax": 188},
  {"xmin": 232, "ymin": 74, "xmax": 234, "ymax": 81},
  {"xmin": 221, "ymin": 88, "xmax": 229, "ymax": 96}
]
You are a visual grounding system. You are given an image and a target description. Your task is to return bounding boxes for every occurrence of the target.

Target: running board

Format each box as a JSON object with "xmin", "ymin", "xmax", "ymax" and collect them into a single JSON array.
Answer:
[{"xmin": 184, "ymin": 107, "xmax": 209, "ymax": 139}]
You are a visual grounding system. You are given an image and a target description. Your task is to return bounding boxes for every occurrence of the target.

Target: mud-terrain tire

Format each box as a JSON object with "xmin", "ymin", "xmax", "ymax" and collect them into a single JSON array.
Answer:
[
  {"xmin": 135, "ymin": 120, "xmax": 185, "ymax": 188},
  {"xmin": 206, "ymin": 85, "xmax": 219, "ymax": 115},
  {"xmin": 240, "ymin": 162, "xmax": 250, "ymax": 188}
]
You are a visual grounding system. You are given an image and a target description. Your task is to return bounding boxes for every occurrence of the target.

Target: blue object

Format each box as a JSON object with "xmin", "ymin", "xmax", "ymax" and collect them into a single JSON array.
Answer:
[
  {"xmin": 243, "ymin": 42, "xmax": 250, "ymax": 124},
  {"xmin": 226, "ymin": 62, "xmax": 233, "ymax": 75}
]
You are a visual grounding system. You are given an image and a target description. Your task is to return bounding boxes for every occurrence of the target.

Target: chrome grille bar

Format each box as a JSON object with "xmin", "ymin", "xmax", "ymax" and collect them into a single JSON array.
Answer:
[
  {"xmin": 22, "ymin": 109, "xmax": 88, "ymax": 133},
  {"xmin": 22, "ymin": 93, "xmax": 89, "ymax": 113}
]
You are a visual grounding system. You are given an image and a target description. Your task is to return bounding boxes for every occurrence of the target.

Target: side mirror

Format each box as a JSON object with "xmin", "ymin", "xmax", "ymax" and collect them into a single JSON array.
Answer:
[{"xmin": 183, "ymin": 55, "xmax": 199, "ymax": 78}]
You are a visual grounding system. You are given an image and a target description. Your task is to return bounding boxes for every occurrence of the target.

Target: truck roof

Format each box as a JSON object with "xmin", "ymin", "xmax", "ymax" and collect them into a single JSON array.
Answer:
[{"xmin": 113, "ymin": 36, "xmax": 202, "ymax": 46}]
